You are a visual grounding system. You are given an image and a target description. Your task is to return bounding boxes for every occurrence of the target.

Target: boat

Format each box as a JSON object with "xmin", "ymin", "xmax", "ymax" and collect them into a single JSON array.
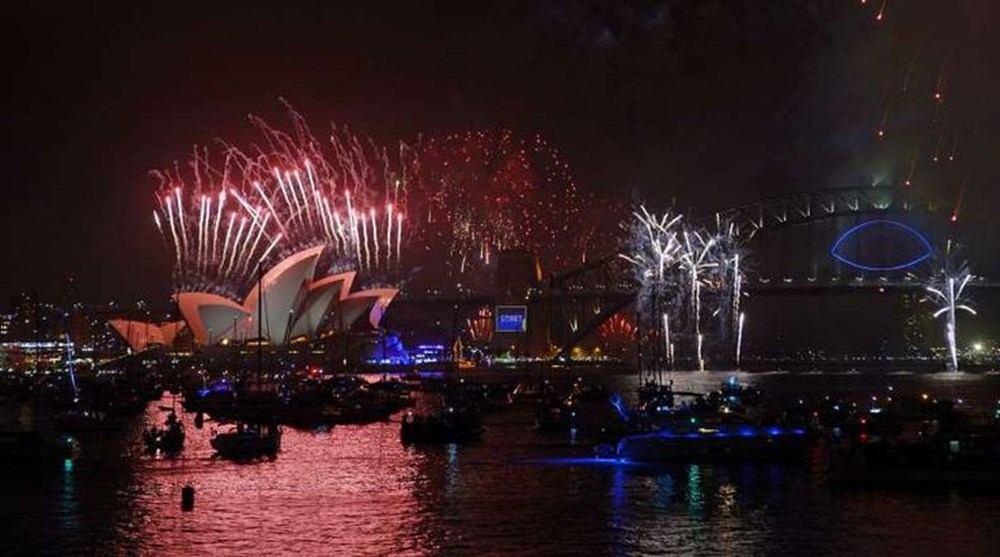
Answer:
[
  {"xmin": 210, "ymin": 421, "xmax": 281, "ymax": 459},
  {"xmin": 400, "ymin": 407, "xmax": 483, "ymax": 445},
  {"xmin": 604, "ymin": 377, "xmax": 810, "ymax": 462},
  {"xmin": 209, "ymin": 263, "xmax": 282, "ymax": 459},
  {"xmin": 608, "ymin": 416, "xmax": 810, "ymax": 462},
  {"xmin": 827, "ymin": 426, "xmax": 1000, "ymax": 486},
  {"xmin": 142, "ymin": 412, "xmax": 185, "ymax": 455},
  {"xmin": 509, "ymin": 380, "xmax": 555, "ymax": 405},
  {"xmin": 825, "ymin": 394, "xmax": 1000, "ymax": 486},
  {"xmin": 52, "ymin": 407, "xmax": 124, "ymax": 433},
  {"xmin": 534, "ymin": 378, "xmax": 611, "ymax": 433}
]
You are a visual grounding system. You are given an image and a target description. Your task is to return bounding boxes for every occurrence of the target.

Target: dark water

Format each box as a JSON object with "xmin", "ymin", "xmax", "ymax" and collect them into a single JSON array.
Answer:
[{"xmin": 4, "ymin": 370, "xmax": 1000, "ymax": 556}]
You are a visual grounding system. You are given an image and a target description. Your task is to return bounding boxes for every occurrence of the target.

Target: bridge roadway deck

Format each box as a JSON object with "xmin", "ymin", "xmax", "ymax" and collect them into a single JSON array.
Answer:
[
  {"xmin": 393, "ymin": 279, "xmax": 1000, "ymax": 305},
  {"xmin": 746, "ymin": 280, "xmax": 1000, "ymax": 294}
]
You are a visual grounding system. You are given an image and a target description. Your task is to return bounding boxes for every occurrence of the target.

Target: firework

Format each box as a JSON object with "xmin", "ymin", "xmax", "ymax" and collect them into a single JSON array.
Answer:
[
  {"xmin": 621, "ymin": 205, "xmax": 684, "ymax": 283},
  {"xmin": 597, "ymin": 313, "xmax": 637, "ymax": 358},
  {"xmin": 466, "ymin": 306, "xmax": 494, "ymax": 344},
  {"xmin": 152, "ymin": 104, "xmax": 407, "ymax": 296},
  {"xmin": 623, "ymin": 205, "xmax": 750, "ymax": 370},
  {"xmin": 707, "ymin": 216, "xmax": 746, "ymax": 348},
  {"xmin": 924, "ymin": 261, "xmax": 976, "ymax": 371},
  {"xmin": 407, "ymin": 129, "xmax": 622, "ymax": 290}
]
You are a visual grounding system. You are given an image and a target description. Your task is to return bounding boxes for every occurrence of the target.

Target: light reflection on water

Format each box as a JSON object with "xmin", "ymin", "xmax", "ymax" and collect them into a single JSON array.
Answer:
[{"xmin": 2, "ymin": 370, "xmax": 1000, "ymax": 555}]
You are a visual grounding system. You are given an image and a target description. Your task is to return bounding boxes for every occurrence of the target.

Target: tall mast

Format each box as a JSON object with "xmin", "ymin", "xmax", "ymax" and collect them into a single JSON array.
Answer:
[{"xmin": 257, "ymin": 261, "xmax": 263, "ymax": 389}]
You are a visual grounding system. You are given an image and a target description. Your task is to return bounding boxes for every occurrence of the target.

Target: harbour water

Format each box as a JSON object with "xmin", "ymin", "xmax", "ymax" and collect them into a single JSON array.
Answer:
[{"xmin": 4, "ymin": 370, "xmax": 1000, "ymax": 555}]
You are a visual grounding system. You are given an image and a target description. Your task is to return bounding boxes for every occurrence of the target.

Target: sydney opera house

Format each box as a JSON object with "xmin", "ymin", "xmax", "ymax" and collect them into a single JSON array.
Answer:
[{"xmin": 111, "ymin": 246, "xmax": 397, "ymax": 351}]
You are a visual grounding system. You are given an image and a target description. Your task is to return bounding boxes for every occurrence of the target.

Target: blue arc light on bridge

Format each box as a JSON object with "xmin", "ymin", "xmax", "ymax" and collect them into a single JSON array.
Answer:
[{"xmin": 830, "ymin": 219, "xmax": 933, "ymax": 272}]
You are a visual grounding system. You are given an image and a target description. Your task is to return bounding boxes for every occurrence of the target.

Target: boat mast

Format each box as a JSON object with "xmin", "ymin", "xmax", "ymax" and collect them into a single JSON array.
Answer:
[{"xmin": 257, "ymin": 261, "xmax": 263, "ymax": 390}]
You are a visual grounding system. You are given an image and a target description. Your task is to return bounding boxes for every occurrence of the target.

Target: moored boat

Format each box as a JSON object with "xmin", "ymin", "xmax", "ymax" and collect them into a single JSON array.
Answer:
[
  {"xmin": 143, "ymin": 412, "xmax": 185, "ymax": 455},
  {"xmin": 400, "ymin": 407, "xmax": 483, "ymax": 445},
  {"xmin": 210, "ymin": 421, "xmax": 281, "ymax": 459}
]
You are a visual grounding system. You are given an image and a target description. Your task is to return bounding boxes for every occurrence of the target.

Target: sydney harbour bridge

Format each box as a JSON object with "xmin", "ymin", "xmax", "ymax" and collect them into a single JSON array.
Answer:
[{"xmin": 388, "ymin": 185, "xmax": 1000, "ymax": 367}]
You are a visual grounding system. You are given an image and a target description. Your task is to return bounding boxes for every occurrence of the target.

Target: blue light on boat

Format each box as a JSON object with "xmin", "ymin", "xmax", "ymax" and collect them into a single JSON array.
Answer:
[
  {"xmin": 609, "ymin": 392, "xmax": 629, "ymax": 421},
  {"xmin": 767, "ymin": 427, "xmax": 783, "ymax": 436},
  {"xmin": 739, "ymin": 427, "xmax": 755, "ymax": 437},
  {"xmin": 515, "ymin": 457, "xmax": 640, "ymax": 468}
]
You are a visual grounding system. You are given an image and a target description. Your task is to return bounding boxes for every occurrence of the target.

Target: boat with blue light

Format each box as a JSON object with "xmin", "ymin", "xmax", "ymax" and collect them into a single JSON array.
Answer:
[
  {"xmin": 610, "ymin": 418, "xmax": 809, "ymax": 462},
  {"xmin": 605, "ymin": 376, "xmax": 810, "ymax": 462}
]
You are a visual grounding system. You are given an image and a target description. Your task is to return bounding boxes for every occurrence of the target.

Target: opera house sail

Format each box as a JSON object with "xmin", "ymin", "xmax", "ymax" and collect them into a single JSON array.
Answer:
[{"xmin": 167, "ymin": 246, "xmax": 398, "ymax": 346}]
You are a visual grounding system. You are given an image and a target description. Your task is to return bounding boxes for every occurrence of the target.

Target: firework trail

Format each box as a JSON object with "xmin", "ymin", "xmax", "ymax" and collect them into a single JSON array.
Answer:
[
  {"xmin": 849, "ymin": 3, "xmax": 987, "ymax": 226},
  {"xmin": 875, "ymin": 0, "xmax": 888, "ymax": 22},
  {"xmin": 680, "ymin": 229, "xmax": 716, "ymax": 370},
  {"xmin": 900, "ymin": 48, "xmax": 919, "ymax": 93},
  {"xmin": 736, "ymin": 312, "xmax": 745, "ymax": 368},
  {"xmin": 662, "ymin": 312, "xmax": 673, "ymax": 369},
  {"xmin": 904, "ymin": 148, "xmax": 919, "ymax": 185}
]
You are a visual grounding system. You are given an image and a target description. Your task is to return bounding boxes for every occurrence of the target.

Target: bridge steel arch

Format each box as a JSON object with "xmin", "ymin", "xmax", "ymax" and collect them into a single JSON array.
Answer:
[{"xmin": 713, "ymin": 186, "xmax": 919, "ymax": 236}]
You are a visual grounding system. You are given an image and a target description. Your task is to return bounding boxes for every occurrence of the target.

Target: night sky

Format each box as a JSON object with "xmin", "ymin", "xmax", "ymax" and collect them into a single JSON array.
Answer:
[{"xmin": 4, "ymin": 0, "xmax": 999, "ymax": 306}]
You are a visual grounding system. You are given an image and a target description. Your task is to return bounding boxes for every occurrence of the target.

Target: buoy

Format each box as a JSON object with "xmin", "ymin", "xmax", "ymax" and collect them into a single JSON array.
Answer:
[{"xmin": 181, "ymin": 486, "xmax": 195, "ymax": 511}]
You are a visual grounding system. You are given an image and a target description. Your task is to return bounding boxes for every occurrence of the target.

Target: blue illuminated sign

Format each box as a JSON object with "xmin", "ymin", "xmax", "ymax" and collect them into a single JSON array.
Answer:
[
  {"xmin": 495, "ymin": 306, "xmax": 528, "ymax": 333},
  {"xmin": 830, "ymin": 219, "xmax": 933, "ymax": 272}
]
